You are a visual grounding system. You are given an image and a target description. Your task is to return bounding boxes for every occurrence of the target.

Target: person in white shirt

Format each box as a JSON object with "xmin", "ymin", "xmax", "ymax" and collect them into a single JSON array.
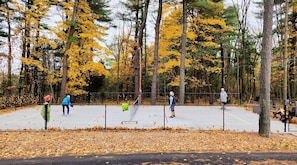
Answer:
[
  {"xmin": 219, "ymin": 87, "xmax": 228, "ymax": 110},
  {"xmin": 169, "ymin": 91, "xmax": 176, "ymax": 118}
]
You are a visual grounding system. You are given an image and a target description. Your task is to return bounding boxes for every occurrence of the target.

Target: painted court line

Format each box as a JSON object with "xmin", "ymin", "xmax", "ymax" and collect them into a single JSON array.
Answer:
[{"xmin": 224, "ymin": 111, "xmax": 253, "ymax": 124}]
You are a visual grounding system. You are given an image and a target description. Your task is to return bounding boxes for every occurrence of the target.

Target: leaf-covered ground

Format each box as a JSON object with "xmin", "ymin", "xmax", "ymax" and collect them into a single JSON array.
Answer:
[{"xmin": 1, "ymin": 129, "xmax": 297, "ymax": 160}]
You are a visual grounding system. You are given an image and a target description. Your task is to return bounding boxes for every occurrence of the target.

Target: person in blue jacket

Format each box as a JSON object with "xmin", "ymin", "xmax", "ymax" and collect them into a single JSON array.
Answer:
[{"xmin": 61, "ymin": 95, "xmax": 71, "ymax": 115}]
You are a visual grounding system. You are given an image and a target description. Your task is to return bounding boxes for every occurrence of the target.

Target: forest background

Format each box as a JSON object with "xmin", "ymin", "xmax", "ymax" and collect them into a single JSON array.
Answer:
[{"xmin": 0, "ymin": 0, "xmax": 293, "ymax": 107}]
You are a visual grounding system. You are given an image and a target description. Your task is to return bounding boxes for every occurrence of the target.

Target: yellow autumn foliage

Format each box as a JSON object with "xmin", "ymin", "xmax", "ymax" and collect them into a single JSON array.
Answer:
[
  {"xmin": 168, "ymin": 75, "xmax": 180, "ymax": 87},
  {"xmin": 16, "ymin": 0, "xmax": 55, "ymax": 73},
  {"xmin": 201, "ymin": 41, "xmax": 218, "ymax": 48},
  {"xmin": 199, "ymin": 18, "xmax": 227, "ymax": 29},
  {"xmin": 51, "ymin": 0, "xmax": 109, "ymax": 94},
  {"xmin": 21, "ymin": 58, "xmax": 44, "ymax": 71},
  {"xmin": 187, "ymin": 77, "xmax": 206, "ymax": 88},
  {"xmin": 154, "ymin": 1, "xmax": 228, "ymax": 88}
]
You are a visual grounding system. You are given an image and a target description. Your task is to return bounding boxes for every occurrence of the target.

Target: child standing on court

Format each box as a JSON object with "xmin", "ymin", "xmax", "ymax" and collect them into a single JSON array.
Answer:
[
  {"xmin": 61, "ymin": 95, "xmax": 71, "ymax": 115},
  {"xmin": 41, "ymin": 94, "xmax": 53, "ymax": 122},
  {"xmin": 219, "ymin": 87, "xmax": 228, "ymax": 110},
  {"xmin": 169, "ymin": 91, "xmax": 176, "ymax": 118}
]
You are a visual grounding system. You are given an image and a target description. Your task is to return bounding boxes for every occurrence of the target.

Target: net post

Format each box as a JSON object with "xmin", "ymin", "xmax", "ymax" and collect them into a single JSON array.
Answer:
[
  {"xmin": 163, "ymin": 104, "xmax": 165, "ymax": 130},
  {"xmin": 45, "ymin": 104, "xmax": 48, "ymax": 130},
  {"xmin": 223, "ymin": 106, "xmax": 225, "ymax": 131},
  {"xmin": 104, "ymin": 104, "xmax": 107, "ymax": 129}
]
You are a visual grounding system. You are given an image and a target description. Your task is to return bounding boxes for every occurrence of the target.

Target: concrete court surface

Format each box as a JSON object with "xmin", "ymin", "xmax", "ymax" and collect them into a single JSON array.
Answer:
[{"xmin": 0, "ymin": 105, "xmax": 296, "ymax": 133}]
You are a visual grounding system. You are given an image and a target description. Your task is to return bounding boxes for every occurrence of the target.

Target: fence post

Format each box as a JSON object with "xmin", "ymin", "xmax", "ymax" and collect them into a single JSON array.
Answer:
[
  {"xmin": 45, "ymin": 104, "xmax": 48, "ymax": 130},
  {"xmin": 223, "ymin": 107, "xmax": 225, "ymax": 131},
  {"xmin": 163, "ymin": 105, "xmax": 166, "ymax": 130},
  {"xmin": 284, "ymin": 102, "xmax": 287, "ymax": 132},
  {"xmin": 104, "ymin": 104, "xmax": 107, "ymax": 129}
]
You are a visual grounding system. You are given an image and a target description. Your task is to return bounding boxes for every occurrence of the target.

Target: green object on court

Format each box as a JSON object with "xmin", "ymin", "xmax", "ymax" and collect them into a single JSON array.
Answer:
[
  {"xmin": 122, "ymin": 103, "xmax": 129, "ymax": 111},
  {"xmin": 41, "ymin": 102, "xmax": 51, "ymax": 122}
]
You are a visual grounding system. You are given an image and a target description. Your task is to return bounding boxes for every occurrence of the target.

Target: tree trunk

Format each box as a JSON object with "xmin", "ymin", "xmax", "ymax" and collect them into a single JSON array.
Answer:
[
  {"xmin": 220, "ymin": 43, "xmax": 225, "ymax": 87},
  {"xmin": 25, "ymin": 1, "xmax": 32, "ymax": 94},
  {"xmin": 34, "ymin": 20, "xmax": 41, "ymax": 103},
  {"xmin": 233, "ymin": 0, "xmax": 250, "ymax": 102},
  {"xmin": 19, "ymin": 22, "xmax": 27, "ymax": 95},
  {"xmin": 283, "ymin": 0, "xmax": 289, "ymax": 101},
  {"xmin": 241, "ymin": 28, "xmax": 246, "ymax": 100},
  {"xmin": 179, "ymin": 0, "xmax": 187, "ymax": 105},
  {"xmin": 151, "ymin": 0, "xmax": 162, "ymax": 105},
  {"xmin": 259, "ymin": 0, "xmax": 273, "ymax": 137},
  {"xmin": 134, "ymin": 0, "xmax": 140, "ymax": 101},
  {"xmin": 134, "ymin": 0, "xmax": 150, "ymax": 104},
  {"xmin": 5, "ymin": 0, "xmax": 12, "ymax": 95},
  {"xmin": 19, "ymin": 0, "xmax": 32, "ymax": 95},
  {"xmin": 60, "ymin": 0, "xmax": 80, "ymax": 100}
]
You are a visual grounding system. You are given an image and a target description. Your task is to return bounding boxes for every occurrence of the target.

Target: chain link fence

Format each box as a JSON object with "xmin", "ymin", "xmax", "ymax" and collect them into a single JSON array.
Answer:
[
  {"xmin": 55, "ymin": 92, "xmax": 241, "ymax": 105},
  {"xmin": 0, "ymin": 92, "xmax": 241, "ymax": 110}
]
